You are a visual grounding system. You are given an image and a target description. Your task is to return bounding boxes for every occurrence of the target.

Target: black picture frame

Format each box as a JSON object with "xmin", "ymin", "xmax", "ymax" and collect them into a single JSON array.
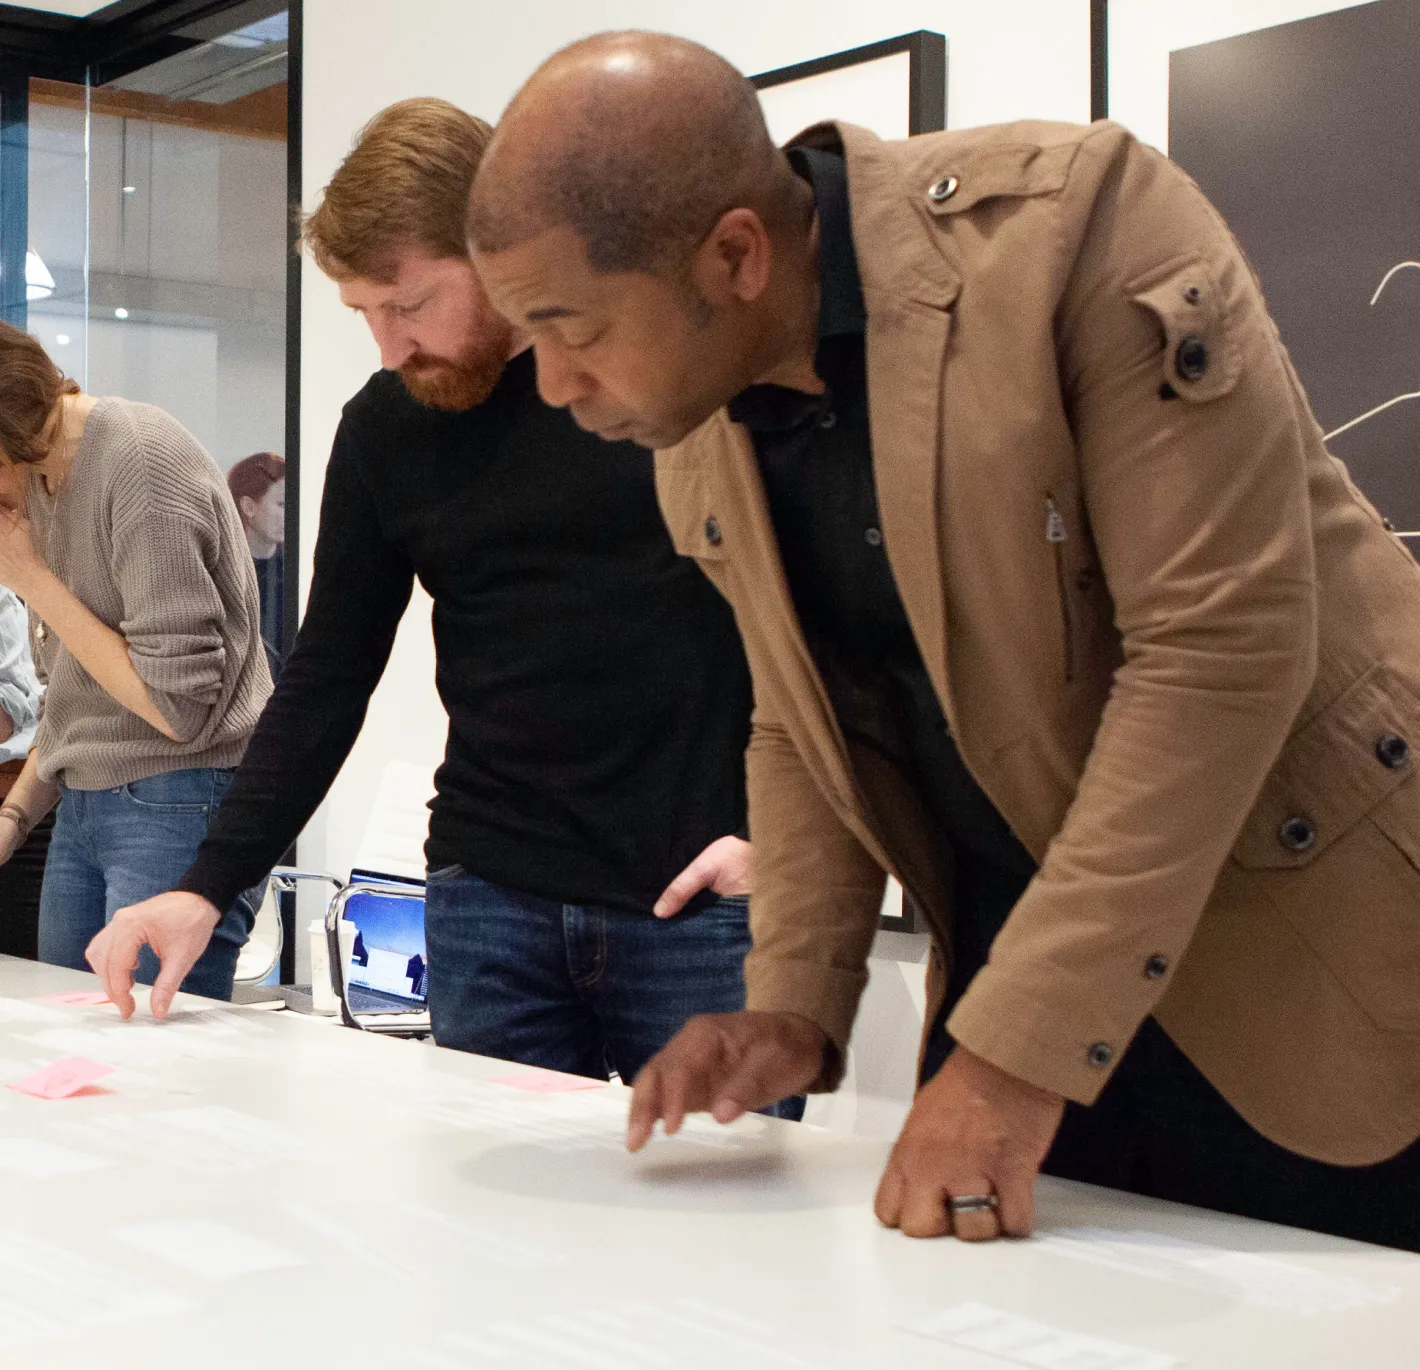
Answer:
[{"xmin": 751, "ymin": 29, "xmax": 947, "ymax": 136}]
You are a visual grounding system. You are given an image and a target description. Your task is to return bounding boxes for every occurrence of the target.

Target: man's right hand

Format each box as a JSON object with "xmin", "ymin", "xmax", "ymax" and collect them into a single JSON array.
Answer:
[
  {"xmin": 627, "ymin": 1011, "xmax": 826, "ymax": 1150},
  {"xmin": 85, "ymin": 891, "xmax": 221, "ymax": 1021}
]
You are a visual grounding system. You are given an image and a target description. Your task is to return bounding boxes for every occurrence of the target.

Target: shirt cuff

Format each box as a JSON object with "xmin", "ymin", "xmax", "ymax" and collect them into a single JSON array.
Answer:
[{"xmin": 174, "ymin": 857, "xmax": 242, "ymax": 919}]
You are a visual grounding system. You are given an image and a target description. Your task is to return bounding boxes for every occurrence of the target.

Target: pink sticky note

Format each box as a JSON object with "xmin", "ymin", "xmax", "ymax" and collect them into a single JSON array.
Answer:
[
  {"xmin": 35, "ymin": 991, "xmax": 112, "ymax": 1008},
  {"xmin": 8, "ymin": 1057, "xmax": 116, "ymax": 1100},
  {"xmin": 492, "ymin": 1072, "xmax": 607, "ymax": 1094}
]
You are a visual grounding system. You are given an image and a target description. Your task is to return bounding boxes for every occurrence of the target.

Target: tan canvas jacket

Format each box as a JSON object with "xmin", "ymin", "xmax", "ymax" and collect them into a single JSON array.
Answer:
[{"xmin": 655, "ymin": 119, "xmax": 1420, "ymax": 1168}]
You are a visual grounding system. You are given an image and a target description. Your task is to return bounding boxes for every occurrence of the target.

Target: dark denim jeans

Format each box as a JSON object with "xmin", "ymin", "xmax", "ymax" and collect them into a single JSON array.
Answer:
[
  {"xmin": 423, "ymin": 865, "xmax": 804, "ymax": 1119},
  {"xmin": 37, "ymin": 768, "xmax": 257, "ymax": 1001}
]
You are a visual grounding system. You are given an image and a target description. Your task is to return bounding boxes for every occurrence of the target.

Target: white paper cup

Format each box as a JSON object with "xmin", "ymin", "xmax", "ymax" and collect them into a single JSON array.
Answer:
[{"xmin": 309, "ymin": 918, "xmax": 337, "ymax": 1014}]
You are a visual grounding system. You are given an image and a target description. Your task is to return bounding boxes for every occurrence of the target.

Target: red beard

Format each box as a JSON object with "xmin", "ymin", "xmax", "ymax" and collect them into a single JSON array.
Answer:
[{"xmin": 397, "ymin": 326, "xmax": 512, "ymax": 411}]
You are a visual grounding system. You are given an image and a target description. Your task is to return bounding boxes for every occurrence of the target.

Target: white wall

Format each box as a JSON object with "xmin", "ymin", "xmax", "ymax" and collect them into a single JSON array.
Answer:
[
  {"xmin": 299, "ymin": 0, "xmax": 1093, "ymax": 883},
  {"xmin": 1107, "ymin": 0, "xmax": 1377, "ymax": 152}
]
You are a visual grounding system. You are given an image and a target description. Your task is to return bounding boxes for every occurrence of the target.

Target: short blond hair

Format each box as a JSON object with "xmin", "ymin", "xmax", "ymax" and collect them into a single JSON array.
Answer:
[{"xmin": 303, "ymin": 97, "xmax": 493, "ymax": 283}]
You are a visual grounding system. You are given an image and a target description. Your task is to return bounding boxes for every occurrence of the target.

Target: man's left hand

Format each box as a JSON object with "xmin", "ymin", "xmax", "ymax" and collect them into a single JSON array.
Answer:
[
  {"xmin": 874, "ymin": 1045, "xmax": 1066, "ymax": 1241},
  {"xmin": 653, "ymin": 834, "xmax": 752, "ymax": 918}
]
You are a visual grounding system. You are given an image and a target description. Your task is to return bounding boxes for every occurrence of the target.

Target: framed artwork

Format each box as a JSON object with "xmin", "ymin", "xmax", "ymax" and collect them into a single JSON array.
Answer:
[
  {"xmin": 751, "ymin": 33, "xmax": 948, "ymax": 935},
  {"xmin": 1152, "ymin": 1, "xmax": 1420, "ymax": 553},
  {"xmin": 752, "ymin": 30, "xmax": 946, "ymax": 145}
]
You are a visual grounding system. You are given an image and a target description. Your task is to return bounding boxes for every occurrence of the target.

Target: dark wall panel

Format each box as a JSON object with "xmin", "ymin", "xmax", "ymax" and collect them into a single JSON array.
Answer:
[{"xmin": 1170, "ymin": 0, "xmax": 1420, "ymax": 535}]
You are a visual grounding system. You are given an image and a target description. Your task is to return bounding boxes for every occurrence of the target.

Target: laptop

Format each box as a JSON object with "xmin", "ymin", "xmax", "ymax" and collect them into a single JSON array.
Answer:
[{"xmin": 327, "ymin": 870, "xmax": 431, "ymax": 1036}]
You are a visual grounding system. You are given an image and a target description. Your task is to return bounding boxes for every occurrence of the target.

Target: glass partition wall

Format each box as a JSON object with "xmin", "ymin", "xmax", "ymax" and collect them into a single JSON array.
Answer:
[
  {"xmin": 18, "ymin": 2, "xmax": 292, "ymax": 659},
  {"xmin": 1, "ymin": 0, "xmax": 300, "ymax": 982}
]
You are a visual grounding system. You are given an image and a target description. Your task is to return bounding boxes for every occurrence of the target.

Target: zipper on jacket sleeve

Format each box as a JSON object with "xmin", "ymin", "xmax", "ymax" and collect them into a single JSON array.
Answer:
[{"xmin": 1046, "ymin": 495, "xmax": 1075, "ymax": 684}]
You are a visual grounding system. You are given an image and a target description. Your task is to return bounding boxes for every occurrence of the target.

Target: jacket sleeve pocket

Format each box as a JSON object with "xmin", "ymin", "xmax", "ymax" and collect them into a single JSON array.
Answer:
[{"xmin": 1129, "ymin": 254, "xmax": 1242, "ymax": 405}]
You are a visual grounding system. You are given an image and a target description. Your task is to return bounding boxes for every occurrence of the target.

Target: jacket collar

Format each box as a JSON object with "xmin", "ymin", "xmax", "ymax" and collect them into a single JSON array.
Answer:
[{"xmin": 788, "ymin": 121, "xmax": 963, "ymax": 314}]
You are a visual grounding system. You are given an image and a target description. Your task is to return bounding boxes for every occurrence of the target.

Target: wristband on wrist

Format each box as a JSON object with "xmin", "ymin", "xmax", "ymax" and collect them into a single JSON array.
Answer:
[{"xmin": 0, "ymin": 804, "xmax": 31, "ymax": 844}]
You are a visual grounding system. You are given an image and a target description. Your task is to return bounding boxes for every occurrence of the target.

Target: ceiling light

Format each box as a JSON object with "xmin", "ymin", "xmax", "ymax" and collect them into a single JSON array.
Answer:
[
  {"xmin": 25, "ymin": 250, "xmax": 55, "ymax": 302},
  {"xmin": 215, "ymin": 14, "xmax": 289, "ymax": 48},
  {"xmin": 114, "ymin": 307, "xmax": 129, "ymax": 320},
  {"xmin": 122, "ymin": 185, "xmax": 136, "ymax": 195},
  {"xmin": 55, "ymin": 334, "xmax": 71, "ymax": 346}
]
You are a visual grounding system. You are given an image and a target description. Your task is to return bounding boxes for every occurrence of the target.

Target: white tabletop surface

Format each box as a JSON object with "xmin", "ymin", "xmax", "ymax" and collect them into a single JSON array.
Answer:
[{"xmin": 0, "ymin": 956, "xmax": 1416, "ymax": 1370}]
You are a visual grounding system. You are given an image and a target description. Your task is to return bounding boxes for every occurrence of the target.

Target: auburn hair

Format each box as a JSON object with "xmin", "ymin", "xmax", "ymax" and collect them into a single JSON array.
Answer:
[
  {"xmin": 303, "ymin": 98, "xmax": 494, "ymax": 283},
  {"xmin": 0, "ymin": 321, "xmax": 79, "ymax": 466},
  {"xmin": 227, "ymin": 451, "xmax": 285, "ymax": 510}
]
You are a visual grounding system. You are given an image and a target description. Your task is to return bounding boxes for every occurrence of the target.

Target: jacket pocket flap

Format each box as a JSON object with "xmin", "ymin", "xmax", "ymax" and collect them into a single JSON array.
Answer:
[
  {"xmin": 922, "ymin": 141, "xmax": 1076, "ymax": 217},
  {"xmin": 1129, "ymin": 254, "xmax": 1241, "ymax": 404},
  {"xmin": 1233, "ymin": 665, "xmax": 1420, "ymax": 869}
]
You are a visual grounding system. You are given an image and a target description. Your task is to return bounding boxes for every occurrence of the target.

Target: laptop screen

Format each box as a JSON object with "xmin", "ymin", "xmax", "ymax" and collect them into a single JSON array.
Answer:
[
  {"xmin": 341, "ymin": 888, "xmax": 428, "ymax": 1012},
  {"xmin": 348, "ymin": 867, "xmax": 425, "ymax": 890}
]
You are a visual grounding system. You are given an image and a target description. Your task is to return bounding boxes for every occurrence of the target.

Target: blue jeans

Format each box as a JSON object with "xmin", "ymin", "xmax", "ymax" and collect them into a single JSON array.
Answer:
[
  {"xmin": 423, "ymin": 866, "xmax": 804, "ymax": 1119},
  {"xmin": 37, "ymin": 768, "xmax": 258, "ymax": 1001}
]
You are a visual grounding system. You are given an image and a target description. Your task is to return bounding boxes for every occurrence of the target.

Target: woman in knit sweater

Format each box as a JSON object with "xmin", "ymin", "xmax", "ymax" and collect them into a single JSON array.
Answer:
[{"xmin": 0, "ymin": 323, "xmax": 272, "ymax": 999}]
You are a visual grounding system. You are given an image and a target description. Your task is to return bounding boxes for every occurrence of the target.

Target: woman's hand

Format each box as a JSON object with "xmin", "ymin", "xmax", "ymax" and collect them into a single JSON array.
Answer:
[{"xmin": 0, "ymin": 506, "xmax": 47, "ymax": 600}]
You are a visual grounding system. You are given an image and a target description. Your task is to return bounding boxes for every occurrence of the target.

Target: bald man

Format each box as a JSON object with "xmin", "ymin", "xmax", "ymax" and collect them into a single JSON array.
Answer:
[{"xmin": 468, "ymin": 32, "xmax": 1420, "ymax": 1252}]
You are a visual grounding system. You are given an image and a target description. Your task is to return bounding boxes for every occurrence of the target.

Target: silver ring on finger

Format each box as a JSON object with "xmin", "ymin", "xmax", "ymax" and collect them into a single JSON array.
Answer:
[{"xmin": 948, "ymin": 1194, "xmax": 1000, "ymax": 1216}]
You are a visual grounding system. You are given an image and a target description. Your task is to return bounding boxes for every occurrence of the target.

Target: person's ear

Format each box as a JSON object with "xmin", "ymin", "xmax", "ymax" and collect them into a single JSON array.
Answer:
[
  {"xmin": 693, "ymin": 208, "xmax": 774, "ymax": 307},
  {"xmin": 238, "ymin": 494, "xmax": 257, "ymax": 526}
]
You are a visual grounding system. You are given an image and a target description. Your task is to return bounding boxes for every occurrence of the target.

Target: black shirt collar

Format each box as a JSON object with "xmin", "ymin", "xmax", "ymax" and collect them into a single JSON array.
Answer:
[
  {"xmin": 727, "ymin": 147, "xmax": 865, "ymax": 431},
  {"xmin": 791, "ymin": 145, "xmax": 866, "ymax": 340}
]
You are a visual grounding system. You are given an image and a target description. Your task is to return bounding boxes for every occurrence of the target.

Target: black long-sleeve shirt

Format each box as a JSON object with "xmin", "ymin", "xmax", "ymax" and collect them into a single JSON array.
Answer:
[{"xmin": 179, "ymin": 352, "xmax": 751, "ymax": 916}]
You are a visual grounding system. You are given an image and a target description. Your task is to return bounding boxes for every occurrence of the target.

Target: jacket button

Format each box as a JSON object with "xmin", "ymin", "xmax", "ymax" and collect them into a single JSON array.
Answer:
[
  {"xmin": 926, "ymin": 175, "xmax": 959, "ymax": 204},
  {"xmin": 1182, "ymin": 284, "xmax": 1202, "ymax": 305},
  {"xmin": 1376, "ymin": 733, "xmax": 1410, "ymax": 770},
  {"xmin": 1087, "ymin": 1042, "xmax": 1114, "ymax": 1068},
  {"xmin": 1278, "ymin": 816, "xmax": 1317, "ymax": 853},
  {"xmin": 704, "ymin": 516, "xmax": 723, "ymax": 548},
  {"xmin": 1144, "ymin": 954, "xmax": 1169, "ymax": 980},
  {"xmin": 1175, "ymin": 335, "xmax": 1209, "ymax": 381}
]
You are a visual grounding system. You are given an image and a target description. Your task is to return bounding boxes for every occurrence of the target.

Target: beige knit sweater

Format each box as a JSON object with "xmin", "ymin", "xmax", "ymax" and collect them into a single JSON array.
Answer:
[{"xmin": 26, "ymin": 398, "xmax": 273, "ymax": 790}]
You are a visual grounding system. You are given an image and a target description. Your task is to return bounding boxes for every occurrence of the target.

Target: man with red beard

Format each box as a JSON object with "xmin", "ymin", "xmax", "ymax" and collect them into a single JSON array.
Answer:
[{"xmin": 85, "ymin": 100, "xmax": 792, "ymax": 1110}]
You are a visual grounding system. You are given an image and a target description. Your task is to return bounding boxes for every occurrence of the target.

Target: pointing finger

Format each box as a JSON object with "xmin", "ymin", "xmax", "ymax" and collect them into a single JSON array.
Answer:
[
  {"xmin": 627, "ymin": 1062, "xmax": 664, "ymax": 1152},
  {"xmin": 86, "ymin": 925, "xmax": 139, "ymax": 1020}
]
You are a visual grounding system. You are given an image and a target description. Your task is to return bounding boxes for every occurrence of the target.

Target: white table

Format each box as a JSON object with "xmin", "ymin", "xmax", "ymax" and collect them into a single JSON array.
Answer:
[{"xmin": 0, "ymin": 956, "xmax": 1415, "ymax": 1369}]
